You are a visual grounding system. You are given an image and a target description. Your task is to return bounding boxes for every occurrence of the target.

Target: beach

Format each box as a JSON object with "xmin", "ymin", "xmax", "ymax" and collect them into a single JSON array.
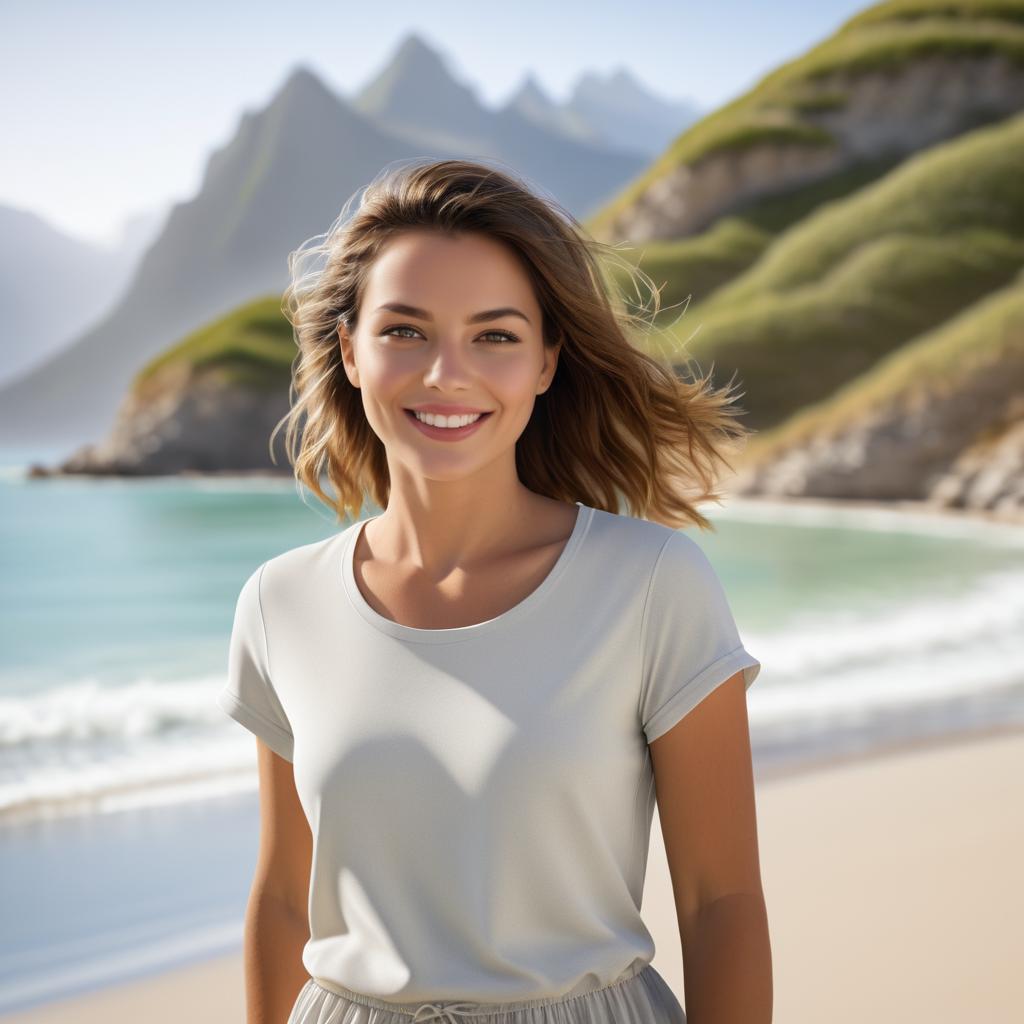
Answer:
[{"xmin": 5, "ymin": 724, "xmax": 1021, "ymax": 1024}]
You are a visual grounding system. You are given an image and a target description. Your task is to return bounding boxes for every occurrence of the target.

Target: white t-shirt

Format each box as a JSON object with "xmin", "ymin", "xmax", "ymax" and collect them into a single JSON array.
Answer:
[{"xmin": 218, "ymin": 501, "xmax": 761, "ymax": 1003}]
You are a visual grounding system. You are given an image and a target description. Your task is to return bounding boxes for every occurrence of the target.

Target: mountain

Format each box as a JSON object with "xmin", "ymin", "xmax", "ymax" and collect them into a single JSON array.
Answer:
[
  {"xmin": 0, "ymin": 66, "xmax": 435, "ymax": 447},
  {"xmin": 0, "ymin": 205, "xmax": 152, "ymax": 387},
  {"xmin": 108, "ymin": 203, "xmax": 170, "ymax": 266},
  {"xmin": 502, "ymin": 67, "xmax": 701, "ymax": 157},
  {"xmin": 563, "ymin": 67, "xmax": 702, "ymax": 157},
  {"xmin": 586, "ymin": 2, "xmax": 1024, "ymax": 243},
  {"xmin": 349, "ymin": 31, "xmax": 648, "ymax": 207},
  {"xmin": 351, "ymin": 32, "xmax": 495, "ymax": 147},
  {"xmin": 0, "ymin": 40, "xmax": 648, "ymax": 449},
  {"xmin": 503, "ymin": 73, "xmax": 602, "ymax": 145}
]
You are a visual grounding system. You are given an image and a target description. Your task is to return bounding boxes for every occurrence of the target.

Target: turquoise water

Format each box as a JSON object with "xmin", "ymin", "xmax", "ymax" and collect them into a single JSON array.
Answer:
[
  {"xmin": 3, "ymin": 457, "xmax": 1024, "ymax": 824},
  {"xmin": 3, "ymin": 453, "xmax": 1024, "ymax": 1010}
]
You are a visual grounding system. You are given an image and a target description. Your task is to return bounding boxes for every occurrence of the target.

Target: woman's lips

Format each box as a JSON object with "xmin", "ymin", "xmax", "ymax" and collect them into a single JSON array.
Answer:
[{"xmin": 404, "ymin": 409, "xmax": 493, "ymax": 441}]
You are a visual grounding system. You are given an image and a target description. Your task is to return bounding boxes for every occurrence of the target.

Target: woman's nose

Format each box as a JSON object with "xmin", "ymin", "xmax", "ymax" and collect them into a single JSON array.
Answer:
[{"xmin": 421, "ymin": 341, "xmax": 476, "ymax": 388}]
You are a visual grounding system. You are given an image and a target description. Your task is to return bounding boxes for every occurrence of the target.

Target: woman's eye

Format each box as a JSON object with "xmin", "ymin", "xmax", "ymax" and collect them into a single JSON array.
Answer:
[
  {"xmin": 381, "ymin": 326, "xmax": 519, "ymax": 344},
  {"xmin": 381, "ymin": 325, "xmax": 421, "ymax": 339}
]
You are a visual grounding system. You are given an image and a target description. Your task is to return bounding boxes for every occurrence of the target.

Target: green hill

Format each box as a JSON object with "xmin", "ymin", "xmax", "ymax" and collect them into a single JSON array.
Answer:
[
  {"xmin": 586, "ymin": 0, "xmax": 1024, "ymax": 240},
  {"xmin": 50, "ymin": 296, "xmax": 296, "ymax": 476},
  {"xmin": 653, "ymin": 111, "xmax": 1024, "ymax": 427},
  {"xmin": 743, "ymin": 265, "xmax": 1024, "ymax": 461},
  {"xmin": 731, "ymin": 265, "xmax": 1024, "ymax": 506},
  {"xmin": 605, "ymin": 156, "xmax": 903, "ymax": 325},
  {"xmin": 134, "ymin": 294, "xmax": 294, "ymax": 393}
]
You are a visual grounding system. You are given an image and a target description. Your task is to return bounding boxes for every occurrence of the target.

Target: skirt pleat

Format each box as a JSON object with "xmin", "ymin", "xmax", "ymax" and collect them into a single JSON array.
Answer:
[{"xmin": 287, "ymin": 962, "xmax": 686, "ymax": 1024}]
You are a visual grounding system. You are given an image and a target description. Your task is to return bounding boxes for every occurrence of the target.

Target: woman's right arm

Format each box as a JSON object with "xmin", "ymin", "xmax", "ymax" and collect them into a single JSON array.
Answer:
[{"xmin": 243, "ymin": 738, "xmax": 313, "ymax": 1024}]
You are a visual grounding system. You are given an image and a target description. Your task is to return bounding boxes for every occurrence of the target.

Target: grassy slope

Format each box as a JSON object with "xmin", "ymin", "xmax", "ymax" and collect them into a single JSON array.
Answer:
[
  {"xmin": 133, "ymin": 295, "xmax": 294, "ymax": 393},
  {"xmin": 606, "ymin": 157, "xmax": 903, "ymax": 326},
  {"xmin": 584, "ymin": 0, "xmax": 1024, "ymax": 240},
  {"xmin": 649, "ymin": 112, "xmax": 1024, "ymax": 426},
  {"xmin": 740, "ymin": 265, "xmax": 1024, "ymax": 462}
]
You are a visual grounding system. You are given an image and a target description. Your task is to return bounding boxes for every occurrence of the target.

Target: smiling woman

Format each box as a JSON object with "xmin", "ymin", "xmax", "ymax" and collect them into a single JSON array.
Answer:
[
  {"xmin": 217, "ymin": 158, "xmax": 769, "ymax": 1024},
  {"xmin": 274, "ymin": 158, "xmax": 754, "ymax": 532}
]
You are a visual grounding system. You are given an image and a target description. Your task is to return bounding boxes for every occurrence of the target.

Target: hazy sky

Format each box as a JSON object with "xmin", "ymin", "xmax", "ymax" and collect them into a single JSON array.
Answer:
[{"xmin": 3, "ymin": 0, "xmax": 867, "ymax": 247}]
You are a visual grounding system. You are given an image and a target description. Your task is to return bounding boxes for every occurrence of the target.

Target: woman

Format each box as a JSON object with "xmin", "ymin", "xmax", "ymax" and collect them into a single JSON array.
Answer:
[{"xmin": 218, "ymin": 158, "xmax": 772, "ymax": 1023}]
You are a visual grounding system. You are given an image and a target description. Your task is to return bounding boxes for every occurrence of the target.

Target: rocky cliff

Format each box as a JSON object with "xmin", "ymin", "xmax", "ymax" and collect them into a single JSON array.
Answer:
[
  {"xmin": 589, "ymin": 1, "xmax": 1024, "ymax": 244},
  {"xmin": 28, "ymin": 298, "xmax": 295, "ymax": 477},
  {"xmin": 31, "ymin": 363, "xmax": 292, "ymax": 477},
  {"xmin": 731, "ymin": 270, "xmax": 1024, "ymax": 520}
]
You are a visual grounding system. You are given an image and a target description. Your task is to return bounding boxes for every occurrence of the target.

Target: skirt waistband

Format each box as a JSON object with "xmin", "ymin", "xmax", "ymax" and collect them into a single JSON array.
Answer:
[{"xmin": 307, "ymin": 959, "xmax": 653, "ymax": 1019}]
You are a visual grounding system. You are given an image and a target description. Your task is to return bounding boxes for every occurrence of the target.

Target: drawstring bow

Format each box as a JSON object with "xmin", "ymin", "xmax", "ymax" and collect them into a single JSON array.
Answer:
[{"xmin": 410, "ymin": 1001, "xmax": 488, "ymax": 1023}]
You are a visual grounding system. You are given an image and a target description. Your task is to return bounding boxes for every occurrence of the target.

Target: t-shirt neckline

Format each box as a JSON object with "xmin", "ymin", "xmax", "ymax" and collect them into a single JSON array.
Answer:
[{"xmin": 340, "ymin": 501, "xmax": 595, "ymax": 645}]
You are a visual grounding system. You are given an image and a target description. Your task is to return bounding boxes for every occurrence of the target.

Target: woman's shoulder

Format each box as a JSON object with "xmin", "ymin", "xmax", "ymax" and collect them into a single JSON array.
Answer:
[
  {"xmin": 578, "ymin": 506, "xmax": 713, "ymax": 597},
  {"xmin": 258, "ymin": 525, "xmax": 357, "ymax": 596},
  {"xmin": 587, "ymin": 504, "xmax": 689, "ymax": 560}
]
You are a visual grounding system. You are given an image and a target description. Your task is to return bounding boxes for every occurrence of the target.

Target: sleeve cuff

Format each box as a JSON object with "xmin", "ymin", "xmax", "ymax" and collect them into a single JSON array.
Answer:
[
  {"xmin": 643, "ymin": 646, "xmax": 761, "ymax": 744},
  {"xmin": 217, "ymin": 689, "xmax": 295, "ymax": 763}
]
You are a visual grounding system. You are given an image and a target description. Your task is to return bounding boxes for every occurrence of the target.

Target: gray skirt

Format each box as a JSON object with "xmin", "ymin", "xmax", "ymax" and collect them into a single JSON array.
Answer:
[{"xmin": 287, "ymin": 960, "xmax": 687, "ymax": 1023}]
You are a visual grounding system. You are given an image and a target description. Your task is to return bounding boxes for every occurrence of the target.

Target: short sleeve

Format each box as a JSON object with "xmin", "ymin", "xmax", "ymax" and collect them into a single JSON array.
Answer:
[
  {"xmin": 217, "ymin": 562, "xmax": 295, "ymax": 762},
  {"xmin": 638, "ymin": 530, "xmax": 761, "ymax": 744}
]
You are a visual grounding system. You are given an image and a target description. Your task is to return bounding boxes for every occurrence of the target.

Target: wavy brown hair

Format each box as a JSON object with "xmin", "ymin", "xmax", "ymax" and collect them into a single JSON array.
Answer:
[{"xmin": 274, "ymin": 157, "xmax": 755, "ymax": 531}]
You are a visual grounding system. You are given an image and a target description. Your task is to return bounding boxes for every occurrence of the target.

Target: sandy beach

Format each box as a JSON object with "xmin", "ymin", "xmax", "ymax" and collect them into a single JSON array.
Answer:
[
  {"xmin": 646, "ymin": 725, "xmax": 1024, "ymax": 1023},
  {"xmin": 4, "ymin": 724, "xmax": 1021, "ymax": 1024}
]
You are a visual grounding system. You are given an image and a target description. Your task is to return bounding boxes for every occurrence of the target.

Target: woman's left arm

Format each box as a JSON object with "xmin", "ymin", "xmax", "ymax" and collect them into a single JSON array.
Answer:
[{"xmin": 649, "ymin": 669, "xmax": 773, "ymax": 1024}]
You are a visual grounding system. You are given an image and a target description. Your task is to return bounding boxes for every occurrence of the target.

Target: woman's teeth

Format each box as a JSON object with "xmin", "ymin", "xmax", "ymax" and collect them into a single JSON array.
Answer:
[{"xmin": 412, "ymin": 411, "xmax": 484, "ymax": 428}]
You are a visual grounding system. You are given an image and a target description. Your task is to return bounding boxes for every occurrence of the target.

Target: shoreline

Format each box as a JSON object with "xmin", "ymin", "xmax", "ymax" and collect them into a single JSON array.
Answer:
[
  {"xmin": 5, "ymin": 719, "xmax": 1021, "ymax": 1023},
  {"xmin": 752, "ymin": 717, "xmax": 1024, "ymax": 783},
  {"xmin": 9, "ymin": 460, "xmax": 1023, "ymax": 529},
  {"xmin": 722, "ymin": 490, "xmax": 1024, "ymax": 530}
]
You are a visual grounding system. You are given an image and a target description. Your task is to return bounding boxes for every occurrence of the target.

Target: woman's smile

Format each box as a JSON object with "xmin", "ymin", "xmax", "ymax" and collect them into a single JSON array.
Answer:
[{"xmin": 403, "ymin": 407, "xmax": 494, "ymax": 440}]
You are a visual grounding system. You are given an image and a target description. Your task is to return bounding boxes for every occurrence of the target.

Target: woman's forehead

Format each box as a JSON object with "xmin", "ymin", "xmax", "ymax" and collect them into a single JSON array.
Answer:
[{"xmin": 362, "ymin": 234, "xmax": 540, "ymax": 315}]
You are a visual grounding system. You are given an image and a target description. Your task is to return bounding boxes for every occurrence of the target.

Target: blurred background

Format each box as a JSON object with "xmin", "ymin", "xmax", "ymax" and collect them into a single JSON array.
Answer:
[{"xmin": 2, "ymin": 1, "xmax": 1023, "ymax": 1021}]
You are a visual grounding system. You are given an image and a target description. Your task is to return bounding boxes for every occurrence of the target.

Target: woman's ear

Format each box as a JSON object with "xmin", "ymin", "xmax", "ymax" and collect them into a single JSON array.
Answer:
[
  {"xmin": 338, "ymin": 324, "xmax": 360, "ymax": 388},
  {"xmin": 538, "ymin": 337, "xmax": 562, "ymax": 395}
]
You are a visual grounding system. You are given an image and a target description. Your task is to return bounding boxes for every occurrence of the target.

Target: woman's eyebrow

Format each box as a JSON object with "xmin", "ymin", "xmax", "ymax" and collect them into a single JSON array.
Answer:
[{"xmin": 374, "ymin": 302, "xmax": 532, "ymax": 325}]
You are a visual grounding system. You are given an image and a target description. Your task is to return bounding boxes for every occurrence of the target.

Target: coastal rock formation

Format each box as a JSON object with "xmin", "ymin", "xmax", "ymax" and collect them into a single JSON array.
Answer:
[
  {"xmin": 606, "ymin": 54, "xmax": 1024, "ymax": 242},
  {"xmin": 37, "ymin": 362, "xmax": 293, "ymax": 477},
  {"xmin": 730, "ymin": 274, "xmax": 1024, "ymax": 521},
  {"xmin": 931, "ymin": 417, "xmax": 1024, "ymax": 513},
  {"xmin": 731, "ymin": 396, "xmax": 1024, "ymax": 519}
]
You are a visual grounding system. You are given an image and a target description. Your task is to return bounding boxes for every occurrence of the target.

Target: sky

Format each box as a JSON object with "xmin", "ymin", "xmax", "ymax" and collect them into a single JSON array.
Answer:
[{"xmin": 3, "ymin": 0, "xmax": 869, "ymax": 248}]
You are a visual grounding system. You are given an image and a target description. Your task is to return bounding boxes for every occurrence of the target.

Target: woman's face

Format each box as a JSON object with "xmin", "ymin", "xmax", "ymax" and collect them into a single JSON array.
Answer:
[{"xmin": 339, "ymin": 229, "xmax": 560, "ymax": 485}]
